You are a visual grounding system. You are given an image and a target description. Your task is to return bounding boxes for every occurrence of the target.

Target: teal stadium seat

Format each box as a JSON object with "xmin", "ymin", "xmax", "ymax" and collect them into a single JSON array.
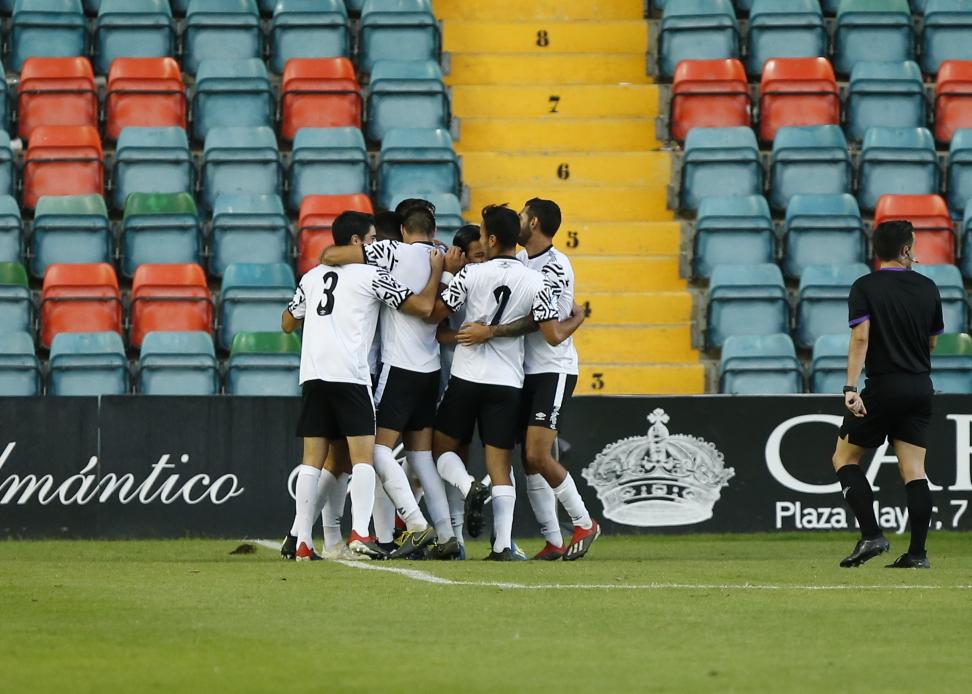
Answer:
[
  {"xmin": 931, "ymin": 333, "xmax": 972, "ymax": 393},
  {"xmin": 48, "ymin": 331, "xmax": 129, "ymax": 396},
  {"xmin": 846, "ymin": 61, "xmax": 925, "ymax": 142},
  {"xmin": 202, "ymin": 126, "xmax": 281, "ymax": 213},
  {"xmin": 770, "ymin": 125, "xmax": 851, "ymax": 212},
  {"xmin": 811, "ymin": 333, "xmax": 865, "ymax": 393},
  {"xmin": 289, "ymin": 127, "xmax": 369, "ymax": 211},
  {"xmin": 822, "ymin": 0, "xmax": 842, "ymax": 13},
  {"xmin": 910, "ymin": 0, "xmax": 927, "ymax": 11},
  {"xmin": 94, "ymin": 0, "xmax": 174, "ymax": 75},
  {"xmin": 359, "ymin": 0, "xmax": 440, "ymax": 75},
  {"xmin": 720, "ymin": 333, "xmax": 803, "ymax": 395},
  {"xmin": 747, "ymin": 0, "xmax": 826, "ymax": 76},
  {"xmin": 835, "ymin": 0, "xmax": 914, "ymax": 77},
  {"xmin": 122, "ymin": 192, "xmax": 202, "ymax": 277},
  {"xmin": 922, "ymin": 1, "xmax": 972, "ymax": 75},
  {"xmin": 681, "ymin": 127, "xmax": 762, "ymax": 212},
  {"xmin": 210, "ymin": 194, "xmax": 291, "ymax": 276},
  {"xmin": 366, "ymin": 60, "xmax": 449, "ymax": 142},
  {"xmin": 191, "ymin": 59, "xmax": 273, "ymax": 142},
  {"xmin": 693, "ymin": 195, "xmax": 774, "ymax": 279},
  {"xmin": 914, "ymin": 264, "xmax": 968, "ymax": 333},
  {"xmin": 0, "ymin": 132, "xmax": 13, "ymax": 197},
  {"xmin": 796, "ymin": 263, "xmax": 869, "ymax": 349},
  {"xmin": 137, "ymin": 331, "xmax": 219, "ymax": 395},
  {"xmin": 10, "ymin": 0, "xmax": 87, "ymax": 72},
  {"xmin": 707, "ymin": 263, "xmax": 789, "ymax": 349},
  {"xmin": 227, "ymin": 331, "xmax": 301, "ymax": 396},
  {"xmin": 112, "ymin": 127, "xmax": 193, "ymax": 210},
  {"xmin": 270, "ymin": 0, "xmax": 350, "ymax": 74},
  {"xmin": 858, "ymin": 127, "xmax": 938, "ymax": 212},
  {"xmin": 961, "ymin": 205, "xmax": 972, "ymax": 277},
  {"xmin": 183, "ymin": 0, "xmax": 261, "ymax": 75},
  {"xmin": 171, "ymin": 0, "xmax": 188, "ymax": 14},
  {"xmin": 0, "ymin": 196, "xmax": 22, "ymax": 264},
  {"xmin": 389, "ymin": 192, "xmax": 463, "ymax": 240},
  {"xmin": 30, "ymin": 194, "xmax": 111, "ymax": 278},
  {"xmin": 784, "ymin": 194, "xmax": 866, "ymax": 278},
  {"xmin": 0, "ymin": 262, "xmax": 32, "ymax": 335},
  {"xmin": 0, "ymin": 332, "xmax": 41, "ymax": 396},
  {"xmin": 377, "ymin": 128, "xmax": 461, "ymax": 210},
  {"xmin": 219, "ymin": 263, "xmax": 296, "ymax": 350},
  {"xmin": 946, "ymin": 129, "xmax": 972, "ymax": 215},
  {"xmin": 659, "ymin": 0, "xmax": 738, "ymax": 79},
  {"xmin": 0, "ymin": 63, "xmax": 7, "ymax": 135}
]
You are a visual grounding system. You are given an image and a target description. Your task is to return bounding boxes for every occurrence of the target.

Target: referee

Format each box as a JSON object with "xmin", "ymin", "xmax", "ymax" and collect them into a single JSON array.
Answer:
[{"xmin": 832, "ymin": 220, "xmax": 944, "ymax": 569}]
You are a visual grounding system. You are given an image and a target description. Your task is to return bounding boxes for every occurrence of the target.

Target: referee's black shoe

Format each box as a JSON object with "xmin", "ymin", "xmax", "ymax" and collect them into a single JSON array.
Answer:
[
  {"xmin": 464, "ymin": 481, "xmax": 491, "ymax": 538},
  {"xmin": 280, "ymin": 533, "xmax": 297, "ymax": 561},
  {"xmin": 886, "ymin": 553, "xmax": 931, "ymax": 569},
  {"xmin": 839, "ymin": 536, "xmax": 891, "ymax": 567}
]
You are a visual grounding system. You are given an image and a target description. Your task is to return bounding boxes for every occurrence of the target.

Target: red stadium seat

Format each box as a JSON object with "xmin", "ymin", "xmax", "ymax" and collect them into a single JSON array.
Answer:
[
  {"xmin": 130, "ymin": 264, "xmax": 213, "ymax": 348},
  {"xmin": 935, "ymin": 61, "xmax": 972, "ymax": 144},
  {"xmin": 105, "ymin": 57, "xmax": 187, "ymax": 141},
  {"xmin": 758, "ymin": 58, "xmax": 840, "ymax": 143},
  {"xmin": 297, "ymin": 194, "xmax": 373, "ymax": 276},
  {"xmin": 23, "ymin": 126, "xmax": 104, "ymax": 210},
  {"xmin": 280, "ymin": 58, "xmax": 362, "ymax": 141},
  {"xmin": 40, "ymin": 263, "xmax": 122, "ymax": 349},
  {"xmin": 874, "ymin": 194, "xmax": 956, "ymax": 265},
  {"xmin": 670, "ymin": 59, "xmax": 751, "ymax": 143},
  {"xmin": 18, "ymin": 57, "xmax": 98, "ymax": 141}
]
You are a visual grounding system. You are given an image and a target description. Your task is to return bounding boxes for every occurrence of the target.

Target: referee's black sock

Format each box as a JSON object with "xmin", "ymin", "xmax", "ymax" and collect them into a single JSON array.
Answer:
[
  {"xmin": 836, "ymin": 465, "xmax": 881, "ymax": 539},
  {"xmin": 905, "ymin": 479, "xmax": 932, "ymax": 558}
]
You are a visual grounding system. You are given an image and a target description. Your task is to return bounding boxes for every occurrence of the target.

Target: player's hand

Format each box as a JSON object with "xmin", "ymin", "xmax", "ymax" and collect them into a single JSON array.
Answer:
[
  {"xmin": 844, "ymin": 391, "xmax": 867, "ymax": 417},
  {"xmin": 571, "ymin": 301, "xmax": 586, "ymax": 320},
  {"xmin": 444, "ymin": 246, "xmax": 464, "ymax": 275},
  {"xmin": 429, "ymin": 248, "xmax": 445, "ymax": 273},
  {"xmin": 457, "ymin": 321, "xmax": 491, "ymax": 346}
]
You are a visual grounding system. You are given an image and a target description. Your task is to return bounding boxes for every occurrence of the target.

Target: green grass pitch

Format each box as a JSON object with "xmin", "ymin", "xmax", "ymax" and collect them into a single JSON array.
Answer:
[{"xmin": 2, "ymin": 534, "xmax": 971, "ymax": 693}]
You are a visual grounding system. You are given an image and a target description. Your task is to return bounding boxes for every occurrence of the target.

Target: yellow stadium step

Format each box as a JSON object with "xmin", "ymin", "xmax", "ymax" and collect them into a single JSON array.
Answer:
[
  {"xmin": 443, "ymin": 21, "xmax": 647, "ymax": 54},
  {"xmin": 571, "ymin": 256, "xmax": 684, "ymax": 292},
  {"xmin": 460, "ymin": 152, "xmax": 670, "ymax": 188},
  {"xmin": 434, "ymin": 0, "xmax": 645, "ymax": 21},
  {"xmin": 558, "ymin": 222, "xmax": 682, "ymax": 256},
  {"xmin": 445, "ymin": 54, "xmax": 651, "ymax": 86},
  {"xmin": 576, "ymin": 364, "xmax": 706, "ymax": 396},
  {"xmin": 468, "ymin": 188, "xmax": 672, "ymax": 224},
  {"xmin": 450, "ymin": 84, "xmax": 658, "ymax": 119},
  {"xmin": 579, "ymin": 292, "xmax": 693, "ymax": 325},
  {"xmin": 457, "ymin": 117, "xmax": 658, "ymax": 152},
  {"xmin": 574, "ymin": 326, "xmax": 696, "ymax": 363}
]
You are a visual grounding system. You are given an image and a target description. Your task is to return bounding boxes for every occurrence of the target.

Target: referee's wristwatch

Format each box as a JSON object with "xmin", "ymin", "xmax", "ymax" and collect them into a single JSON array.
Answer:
[{"xmin": 842, "ymin": 385, "xmax": 858, "ymax": 394}]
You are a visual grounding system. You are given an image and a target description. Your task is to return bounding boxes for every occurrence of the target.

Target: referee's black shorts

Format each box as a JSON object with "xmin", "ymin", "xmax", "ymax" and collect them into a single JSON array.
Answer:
[
  {"xmin": 296, "ymin": 379, "xmax": 375, "ymax": 439},
  {"xmin": 435, "ymin": 376, "xmax": 521, "ymax": 450},
  {"xmin": 839, "ymin": 373, "xmax": 934, "ymax": 449}
]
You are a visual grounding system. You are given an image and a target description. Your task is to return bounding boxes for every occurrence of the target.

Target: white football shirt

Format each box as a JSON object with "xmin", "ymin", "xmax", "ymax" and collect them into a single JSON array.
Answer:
[
  {"xmin": 288, "ymin": 263, "xmax": 412, "ymax": 385},
  {"xmin": 517, "ymin": 246, "xmax": 580, "ymax": 375},
  {"xmin": 441, "ymin": 256, "xmax": 559, "ymax": 388},
  {"xmin": 364, "ymin": 239, "xmax": 440, "ymax": 373}
]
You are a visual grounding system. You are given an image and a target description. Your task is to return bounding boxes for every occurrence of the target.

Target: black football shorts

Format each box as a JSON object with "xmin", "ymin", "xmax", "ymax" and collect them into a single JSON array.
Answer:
[
  {"xmin": 839, "ymin": 373, "xmax": 934, "ymax": 449},
  {"xmin": 296, "ymin": 379, "xmax": 375, "ymax": 439},
  {"xmin": 435, "ymin": 376, "xmax": 521, "ymax": 450},
  {"xmin": 519, "ymin": 372, "xmax": 577, "ymax": 432}
]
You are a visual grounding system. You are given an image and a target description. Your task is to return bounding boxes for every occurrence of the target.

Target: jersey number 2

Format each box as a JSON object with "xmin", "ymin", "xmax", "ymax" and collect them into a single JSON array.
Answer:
[
  {"xmin": 489, "ymin": 286, "xmax": 512, "ymax": 326},
  {"xmin": 316, "ymin": 272, "xmax": 339, "ymax": 316}
]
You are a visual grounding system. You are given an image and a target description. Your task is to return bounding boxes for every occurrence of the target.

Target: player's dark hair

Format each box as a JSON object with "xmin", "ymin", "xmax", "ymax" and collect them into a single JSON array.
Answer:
[
  {"xmin": 453, "ymin": 224, "xmax": 481, "ymax": 252},
  {"xmin": 525, "ymin": 197, "xmax": 562, "ymax": 237},
  {"xmin": 403, "ymin": 206, "xmax": 435, "ymax": 239},
  {"xmin": 872, "ymin": 220, "xmax": 915, "ymax": 261},
  {"xmin": 332, "ymin": 211, "xmax": 374, "ymax": 246},
  {"xmin": 395, "ymin": 197, "xmax": 436, "ymax": 217},
  {"xmin": 374, "ymin": 210, "xmax": 403, "ymax": 242},
  {"xmin": 482, "ymin": 204, "xmax": 519, "ymax": 251}
]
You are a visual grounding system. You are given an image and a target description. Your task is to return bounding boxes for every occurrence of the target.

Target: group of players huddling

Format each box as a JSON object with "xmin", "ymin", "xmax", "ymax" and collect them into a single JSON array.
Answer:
[{"xmin": 279, "ymin": 197, "xmax": 600, "ymax": 562}]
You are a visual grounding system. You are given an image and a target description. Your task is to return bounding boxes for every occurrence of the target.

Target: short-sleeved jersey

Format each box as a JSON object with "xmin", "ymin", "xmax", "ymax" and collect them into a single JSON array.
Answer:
[
  {"xmin": 289, "ymin": 263, "xmax": 412, "ymax": 385},
  {"xmin": 365, "ymin": 239, "xmax": 440, "ymax": 373},
  {"xmin": 847, "ymin": 268, "xmax": 945, "ymax": 377},
  {"xmin": 517, "ymin": 246, "xmax": 579, "ymax": 375},
  {"xmin": 441, "ymin": 256, "xmax": 558, "ymax": 388}
]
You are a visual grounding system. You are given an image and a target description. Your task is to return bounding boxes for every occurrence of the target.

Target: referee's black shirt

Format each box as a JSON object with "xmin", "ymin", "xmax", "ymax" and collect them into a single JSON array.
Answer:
[{"xmin": 847, "ymin": 268, "xmax": 945, "ymax": 377}]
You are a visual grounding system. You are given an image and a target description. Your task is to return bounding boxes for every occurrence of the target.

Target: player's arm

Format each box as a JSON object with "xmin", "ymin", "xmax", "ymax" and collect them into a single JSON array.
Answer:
[
  {"xmin": 282, "ymin": 284, "xmax": 306, "ymax": 333},
  {"xmin": 281, "ymin": 310, "xmax": 302, "ymax": 333},
  {"xmin": 398, "ymin": 249, "xmax": 444, "ymax": 318},
  {"xmin": 320, "ymin": 244, "xmax": 366, "ymax": 266},
  {"xmin": 426, "ymin": 264, "xmax": 469, "ymax": 324},
  {"xmin": 456, "ymin": 315, "xmax": 536, "ymax": 345},
  {"xmin": 538, "ymin": 301, "xmax": 586, "ymax": 346},
  {"xmin": 436, "ymin": 322, "xmax": 458, "ymax": 345}
]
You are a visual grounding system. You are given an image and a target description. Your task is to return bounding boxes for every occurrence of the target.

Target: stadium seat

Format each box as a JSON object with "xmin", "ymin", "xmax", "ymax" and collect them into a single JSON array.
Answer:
[
  {"xmin": 810, "ymin": 333, "xmax": 865, "ymax": 393},
  {"xmin": 191, "ymin": 59, "xmax": 273, "ymax": 142},
  {"xmin": 17, "ymin": 57, "xmax": 98, "ymax": 141},
  {"xmin": 376, "ymin": 128, "xmax": 461, "ymax": 210},
  {"xmin": 915, "ymin": 264, "xmax": 968, "ymax": 333},
  {"xmin": 934, "ymin": 60, "xmax": 972, "ymax": 143},
  {"xmin": 388, "ymin": 192, "xmax": 463, "ymax": 241},
  {"xmin": 961, "ymin": 206, "xmax": 972, "ymax": 277},
  {"xmin": 280, "ymin": 58, "xmax": 362, "ymax": 140},
  {"xmin": 0, "ymin": 63, "xmax": 8, "ymax": 135},
  {"xmin": 183, "ymin": 0, "xmax": 261, "ymax": 75},
  {"xmin": 40, "ymin": 263, "xmax": 122, "ymax": 349},
  {"xmin": 0, "ymin": 331, "xmax": 41, "ymax": 396},
  {"xmin": 202, "ymin": 127, "xmax": 281, "ymax": 213},
  {"xmin": 105, "ymin": 58, "xmax": 187, "ymax": 140},
  {"xmin": 770, "ymin": 126, "xmax": 851, "ymax": 212},
  {"xmin": 747, "ymin": 0, "xmax": 826, "ymax": 76},
  {"xmin": 931, "ymin": 332, "xmax": 972, "ymax": 393},
  {"xmin": 757, "ymin": 58, "xmax": 840, "ymax": 143},
  {"xmin": 858, "ymin": 127, "xmax": 938, "ymax": 212},
  {"xmin": 693, "ymin": 195, "xmax": 774, "ymax": 279},
  {"xmin": 289, "ymin": 127, "xmax": 369, "ymax": 211},
  {"xmin": 0, "ymin": 197, "xmax": 22, "ymax": 265},
  {"xmin": 719, "ymin": 333, "xmax": 802, "ymax": 395},
  {"xmin": 359, "ymin": 0, "xmax": 440, "ymax": 75},
  {"xmin": 0, "ymin": 262, "xmax": 32, "ymax": 335},
  {"xmin": 834, "ymin": 0, "xmax": 915, "ymax": 77},
  {"xmin": 30, "ymin": 194, "xmax": 112, "ymax": 278},
  {"xmin": 297, "ymin": 193, "xmax": 373, "ymax": 275},
  {"xmin": 947, "ymin": 129, "xmax": 972, "ymax": 215},
  {"xmin": 874, "ymin": 194, "xmax": 955, "ymax": 264},
  {"xmin": 659, "ymin": 0, "xmax": 739, "ymax": 79},
  {"xmin": 783, "ymin": 194, "xmax": 866, "ymax": 278},
  {"xmin": 121, "ymin": 192, "xmax": 202, "ymax": 277},
  {"xmin": 137, "ymin": 331, "xmax": 219, "ymax": 395},
  {"xmin": 706, "ymin": 263, "xmax": 788, "ymax": 349},
  {"xmin": 219, "ymin": 263, "xmax": 296, "ymax": 350},
  {"xmin": 270, "ymin": 0, "xmax": 350, "ymax": 74},
  {"xmin": 210, "ymin": 194, "xmax": 291, "ymax": 276},
  {"xmin": 670, "ymin": 59, "xmax": 751, "ymax": 144},
  {"xmin": 93, "ymin": 0, "xmax": 174, "ymax": 75},
  {"xmin": 111, "ymin": 127, "xmax": 193, "ymax": 210},
  {"xmin": 9, "ymin": 0, "xmax": 87, "ymax": 72},
  {"xmin": 796, "ymin": 263, "xmax": 870, "ymax": 349},
  {"xmin": 0, "ymin": 134, "xmax": 15, "ymax": 200},
  {"xmin": 366, "ymin": 60, "xmax": 450, "ymax": 142},
  {"xmin": 680, "ymin": 127, "xmax": 762, "ymax": 212},
  {"xmin": 226, "ymin": 331, "xmax": 301, "ymax": 396},
  {"xmin": 845, "ymin": 61, "xmax": 925, "ymax": 142},
  {"xmin": 48, "ymin": 331, "xmax": 128, "ymax": 395},
  {"xmin": 23, "ymin": 126, "xmax": 104, "ymax": 210},
  {"xmin": 922, "ymin": 0, "xmax": 972, "ymax": 75},
  {"xmin": 130, "ymin": 264, "xmax": 212, "ymax": 348}
]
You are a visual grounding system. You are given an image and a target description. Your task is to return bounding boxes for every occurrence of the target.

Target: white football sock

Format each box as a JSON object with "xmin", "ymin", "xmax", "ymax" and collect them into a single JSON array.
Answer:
[
  {"xmin": 526, "ymin": 473, "xmax": 563, "ymax": 547},
  {"xmin": 491, "ymin": 485, "xmax": 516, "ymax": 553},
  {"xmin": 372, "ymin": 480, "xmax": 396, "ymax": 544},
  {"xmin": 321, "ymin": 472, "xmax": 348, "ymax": 551},
  {"xmin": 437, "ymin": 451, "xmax": 474, "ymax": 497},
  {"xmin": 402, "ymin": 458, "xmax": 424, "ymax": 503},
  {"xmin": 349, "ymin": 463, "xmax": 377, "ymax": 537},
  {"xmin": 553, "ymin": 474, "xmax": 592, "ymax": 529},
  {"xmin": 408, "ymin": 450, "xmax": 454, "ymax": 540},
  {"xmin": 374, "ymin": 444, "xmax": 427, "ymax": 531},
  {"xmin": 446, "ymin": 482, "xmax": 465, "ymax": 545},
  {"xmin": 294, "ymin": 464, "xmax": 322, "ymax": 551}
]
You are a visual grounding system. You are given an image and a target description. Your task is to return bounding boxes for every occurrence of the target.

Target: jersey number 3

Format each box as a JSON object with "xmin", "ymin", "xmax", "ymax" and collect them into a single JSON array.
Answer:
[
  {"xmin": 489, "ymin": 285, "xmax": 512, "ymax": 326},
  {"xmin": 316, "ymin": 272, "xmax": 339, "ymax": 316}
]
